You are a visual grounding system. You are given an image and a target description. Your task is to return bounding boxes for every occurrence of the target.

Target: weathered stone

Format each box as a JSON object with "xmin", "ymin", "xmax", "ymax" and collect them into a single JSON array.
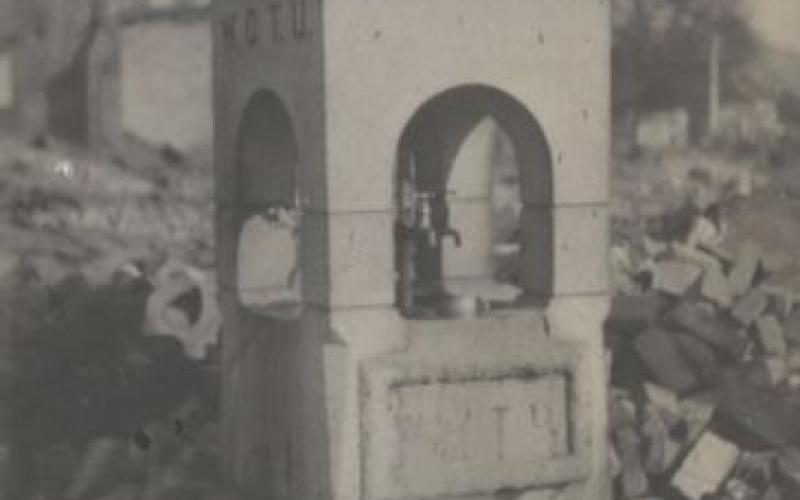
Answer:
[
  {"xmin": 652, "ymin": 260, "xmax": 703, "ymax": 296},
  {"xmin": 635, "ymin": 328, "xmax": 699, "ymax": 394},
  {"xmin": 701, "ymin": 267, "xmax": 734, "ymax": 308},
  {"xmin": 731, "ymin": 288, "xmax": 769, "ymax": 327},
  {"xmin": 641, "ymin": 407, "xmax": 681, "ymax": 475},
  {"xmin": 672, "ymin": 431, "xmax": 740, "ymax": 500},
  {"xmin": 644, "ymin": 383, "xmax": 680, "ymax": 418},
  {"xmin": 606, "ymin": 292, "xmax": 663, "ymax": 337},
  {"xmin": 728, "ymin": 240, "xmax": 762, "ymax": 297},
  {"xmin": 674, "ymin": 332, "xmax": 720, "ymax": 383},
  {"xmin": 615, "ymin": 426, "xmax": 649, "ymax": 499},
  {"xmin": 674, "ymin": 243, "xmax": 723, "ymax": 273},
  {"xmin": 671, "ymin": 302, "xmax": 747, "ymax": 358},
  {"xmin": 679, "ymin": 393, "xmax": 717, "ymax": 447},
  {"xmin": 756, "ymin": 315, "xmax": 787, "ymax": 355},
  {"xmin": 760, "ymin": 485, "xmax": 783, "ymax": 500},
  {"xmin": 784, "ymin": 309, "xmax": 800, "ymax": 347},
  {"xmin": 764, "ymin": 356, "xmax": 789, "ymax": 387},
  {"xmin": 609, "ymin": 393, "xmax": 637, "ymax": 432},
  {"xmin": 761, "ymin": 283, "xmax": 795, "ymax": 319},
  {"xmin": 777, "ymin": 448, "xmax": 800, "ymax": 494},
  {"xmin": 687, "ymin": 216, "xmax": 721, "ymax": 250},
  {"xmin": 717, "ymin": 371, "xmax": 800, "ymax": 447}
]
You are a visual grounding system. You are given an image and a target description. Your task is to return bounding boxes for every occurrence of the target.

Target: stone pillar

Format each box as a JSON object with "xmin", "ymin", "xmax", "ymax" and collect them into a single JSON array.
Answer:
[{"xmin": 213, "ymin": 1, "xmax": 611, "ymax": 499}]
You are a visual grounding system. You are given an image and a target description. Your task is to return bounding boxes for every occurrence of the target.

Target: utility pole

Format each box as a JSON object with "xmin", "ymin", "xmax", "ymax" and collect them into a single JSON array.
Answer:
[{"xmin": 708, "ymin": 0, "xmax": 721, "ymax": 135}]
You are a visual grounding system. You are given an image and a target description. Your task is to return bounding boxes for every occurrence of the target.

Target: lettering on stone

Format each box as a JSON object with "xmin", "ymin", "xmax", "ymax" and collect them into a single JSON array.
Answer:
[
  {"xmin": 219, "ymin": 0, "xmax": 310, "ymax": 50},
  {"xmin": 363, "ymin": 368, "xmax": 588, "ymax": 500}
]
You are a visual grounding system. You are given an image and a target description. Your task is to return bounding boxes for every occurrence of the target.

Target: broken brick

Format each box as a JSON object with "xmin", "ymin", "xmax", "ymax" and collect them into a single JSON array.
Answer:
[
  {"xmin": 671, "ymin": 302, "xmax": 748, "ymax": 358},
  {"xmin": 615, "ymin": 426, "xmax": 650, "ymax": 498},
  {"xmin": 699, "ymin": 240, "xmax": 735, "ymax": 267},
  {"xmin": 635, "ymin": 327, "xmax": 699, "ymax": 394},
  {"xmin": 764, "ymin": 356, "xmax": 789, "ymax": 387},
  {"xmin": 642, "ymin": 406, "xmax": 681, "ymax": 475},
  {"xmin": 762, "ymin": 249, "xmax": 793, "ymax": 275},
  {"xmin": 777, "ymin": 448, "xmax": 800, "ymax": 495},
  {"xmin": 673, "ymin": 243, "xmax": 723, "ymax": 272},
  {"xmin": 784, "ymin": 309, "xmax": 800, "ymax": 347},
  {"xmin": 728, "ymin": 240, "xmax": 762, "ymax": 297},
  {"xmin": 761, "ymin": 283, "xmax": 795, "ymax": 319},
  {"xmin": 644, "ymin": 383, "xmax": 680, "ymax": 417},
  {"xmin": 741, "ymin": 357, "xmax": 788, "ymax": 389},
  {"xmin": 606, "ymin": 292, "xmax": 665, "ymax": 337},
  {"xmin": 760, "ymin": 485, "xmax": 782, "ymax": 500},
  {"xmin": 731, "ymin": 288, "xmax": 769, "ymax": 327},
  {"xmin": 717, "ymin": 371, "xmax": 800, "ymax": 448},
  {"xmin": 756, "ymin": 315, "xmax": 787, "ymax": 355},
  {"xmin": 679, "ymin": 393, "xmax": 717, "ymax": 447},
  {"xmin": 674, "ymin": 332, "xmax": 720, "ymax": 383},
  {"xmin": 672, "ymin": 431, "xmax": 740, "ymax": 500},
  {"xmin": 652, "ymin": 260, "xmax": 703, "ymax": 296},
  {"xmin": 701, "ymin": 267, "xmax": 734, "ymax": 309},
  {"xmin": 609, "ymin": 393, "xmax": 637, "ymax": 432},
  {"xmin": 609, "ymin": 444, "xmax": 622, "ymax": 479}
]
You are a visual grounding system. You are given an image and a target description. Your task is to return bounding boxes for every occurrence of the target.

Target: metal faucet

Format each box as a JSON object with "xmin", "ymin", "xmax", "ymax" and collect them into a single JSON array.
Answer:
[
  {"xmin": 439, "ymin": 227, "xmax": 462, "ymax": 247},
  {"xmin": 416, "ymin": 192, "xmax": 439, "ymax": 247}
]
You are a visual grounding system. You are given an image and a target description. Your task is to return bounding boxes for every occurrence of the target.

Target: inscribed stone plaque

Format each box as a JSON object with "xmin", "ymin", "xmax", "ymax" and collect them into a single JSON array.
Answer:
[{"xmin": 362, "ymin": 343, "xmax": 589, "ymax": 500}]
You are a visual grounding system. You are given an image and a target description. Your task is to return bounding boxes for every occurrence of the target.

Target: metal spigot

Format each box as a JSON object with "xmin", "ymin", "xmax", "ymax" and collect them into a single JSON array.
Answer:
[
  {"xmin": 416, "ymin": 192, "xmax": 438, "ymax": 247},
  {"xmin": 439, "ymin": 227, "xmax": 462, "ymax": 247}
]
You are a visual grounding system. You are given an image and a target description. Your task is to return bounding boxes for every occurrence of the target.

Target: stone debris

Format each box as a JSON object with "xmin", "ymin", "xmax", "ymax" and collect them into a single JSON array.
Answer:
[
  {"xmin": 652, "ymin": 260, "xmax": 703, "ymax": 296},
  {"xmin": 672, "ymin": 431, "xmax": 740, "ymax": 500},
  {"xmin": 607, "ymin": 196, "xmax": 800, "ymax": 500},
  {"xmin": 731, "ymin": 289, "xmax": 770, "ymax": 327},
  {"xmin": 729, "ymin": 240, "xmax": 762, "ymax": 297}
]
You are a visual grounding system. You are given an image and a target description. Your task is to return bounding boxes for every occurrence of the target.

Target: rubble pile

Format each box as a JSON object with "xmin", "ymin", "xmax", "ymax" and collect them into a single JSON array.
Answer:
[
  {"xmin": 2, "ymin": 254, "xmax": 225, "ymax": 500},
  {"xmin": 607, "ymin": 170, "xmax": 800, "ymax": 499},
  {"xmin": 0, "ymin": 136, "xmax": 214, "ymax": 269}
]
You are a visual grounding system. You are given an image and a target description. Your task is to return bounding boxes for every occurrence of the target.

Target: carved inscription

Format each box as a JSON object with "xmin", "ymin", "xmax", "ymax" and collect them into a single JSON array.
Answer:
[
  {"xmin": 366, "ymin": 375, "xmax": 571, "ymax": 499},
  {"xmin": 391, "ymin": 378, "xmax": 568, "ymax": 472},
  {"xmin": 219, "ymin": 0, "xmax": 309, "ymax": 50}
]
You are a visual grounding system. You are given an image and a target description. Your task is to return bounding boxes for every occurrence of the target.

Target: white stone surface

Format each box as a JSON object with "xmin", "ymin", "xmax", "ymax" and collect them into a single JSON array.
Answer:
[{"xmin": 361, "ymin": 327, "xmax": 589, "ymax": 500}]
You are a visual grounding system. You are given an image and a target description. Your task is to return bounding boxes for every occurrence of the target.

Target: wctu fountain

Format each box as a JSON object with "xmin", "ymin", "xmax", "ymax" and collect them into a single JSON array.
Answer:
[{"xmin": 212, "ymin": 1, "xmax": 611, "ymax": 499}]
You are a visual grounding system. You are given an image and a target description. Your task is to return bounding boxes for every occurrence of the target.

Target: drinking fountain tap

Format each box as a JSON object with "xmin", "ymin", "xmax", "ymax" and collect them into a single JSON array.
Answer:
[
  {"xmin": 416, "ymin": 192, "xmax": 439, "ymax": 247},
  {"xmin": 439, "ymin": 227, "xmax": 462, "ymax": 247}
]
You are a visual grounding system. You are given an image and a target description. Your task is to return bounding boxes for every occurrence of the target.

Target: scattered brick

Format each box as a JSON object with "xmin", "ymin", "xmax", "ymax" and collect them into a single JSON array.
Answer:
[
  {"xmin": 717, "ymin": 372, "xmax": 800, "ymax": 448},
  {"xmin": 674, "ymin": 332, "xmax": 720, "ymax": 383},
  {"xmin": 616, "ymin": 426, "xmax": 650, "ymax": 498},
  {"xmin": 644, "ymin": 383, "xmax": 680, "ymax": 417},
  {"xmin": 679, "ymin": 393, "xmax": 717, "ymax": 447},
  {"xmin": 756, "ymin": 315, "xmax": 787, "ymax": 355},
  {"xmin": 784, "ymin": 309, "xmax": 800, "ymax": 347},
  {"xmin": 777, "ymin": 448, "xmax": 800, "ymax": 495},
  {"xmin": 728, "ymin": 240, "xmax": 762, "ymax": 297},
  {"xmin": 610, "ymin": 393, "xmax": 637, "ymax": 432},
  {"xmin": 671, "ymin": 431, "xmax": 740, "ymax": 500},
  {"xmin": 635, "ymin": 327, "xmax": 699, "ymax": 394},
  {"xmin": 671, "ymin": 302, "xmax": 747, "ymax": 358},
  {"xmin": 606, "ymin": 292, "xmax": 664, "ymax": 337},
  {"xmin": 764, "ymin": 356, "xmax": 789, "ymax": 387},
  {"xmin": 652, "ymin": 260, "xmax": 703, "ymax": 296},
  {"xmin": 760, "ymin": 485, "xmax": 782, "ymax": 500},
  {"xmin": 761, "ymin": 283, "xmax": 795, "ymax": 319},
  {"xmin": 701, "ymin": 267, "xmax": 734, "ymax": 308},
  {"xmin": 731, "ymin": 288, "xmax": 769, "ymax": 327}
]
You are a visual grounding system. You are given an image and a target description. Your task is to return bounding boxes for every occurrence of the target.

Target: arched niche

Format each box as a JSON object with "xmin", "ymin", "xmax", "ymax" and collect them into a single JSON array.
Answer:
[
  {"xmin": 394, "ymin": 85, "xmax": 552, "ymax": 318},
  {"xmin": 233, "ymin": 89, "xmax": 301, "ymax": 318}
]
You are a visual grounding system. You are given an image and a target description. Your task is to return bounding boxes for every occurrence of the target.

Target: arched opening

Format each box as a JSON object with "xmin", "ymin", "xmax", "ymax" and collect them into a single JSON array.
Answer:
[
  {"xmin": 394, "ymin": 85, "xmax": 552, "ymax": 319},
  {"xmin": 234, "ymin": 90, "xmax": 301, "ymax": 317}
]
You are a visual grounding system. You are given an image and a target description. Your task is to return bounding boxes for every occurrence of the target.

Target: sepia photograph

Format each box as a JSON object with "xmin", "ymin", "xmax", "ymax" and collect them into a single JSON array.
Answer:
[{"xmin": 1, "ymin": 1, "xmax": 800, "ymax": 499}]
